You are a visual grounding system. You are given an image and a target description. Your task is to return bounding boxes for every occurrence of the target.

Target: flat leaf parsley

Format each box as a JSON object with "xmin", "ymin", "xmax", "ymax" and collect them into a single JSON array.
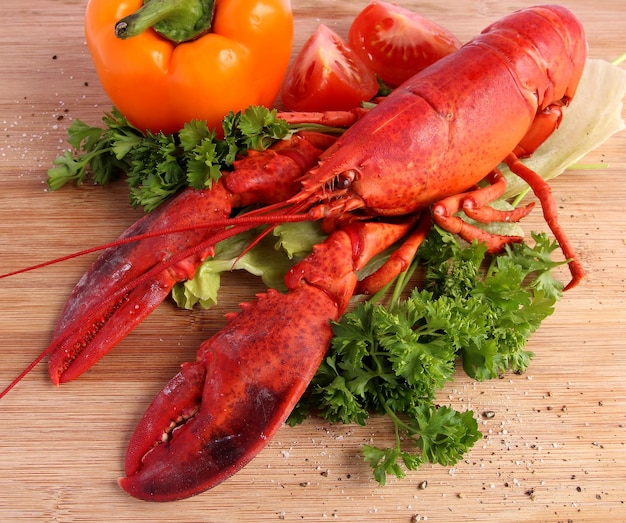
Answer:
[{"xmin": 289, "ymin": 227, "xmax": 566, "ymax": 485}]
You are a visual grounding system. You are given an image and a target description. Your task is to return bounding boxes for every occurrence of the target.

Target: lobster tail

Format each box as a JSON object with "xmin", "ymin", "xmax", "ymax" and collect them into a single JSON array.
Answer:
[{"xmin": 528, "ymin": 4, "xmax": 587, "ymax": 103}]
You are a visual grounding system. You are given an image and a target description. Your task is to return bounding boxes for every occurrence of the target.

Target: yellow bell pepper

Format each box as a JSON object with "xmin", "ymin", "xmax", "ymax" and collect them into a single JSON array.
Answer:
[{"xmin": 85, "ymin": 0, "xmax": 293, "ymax": 133}]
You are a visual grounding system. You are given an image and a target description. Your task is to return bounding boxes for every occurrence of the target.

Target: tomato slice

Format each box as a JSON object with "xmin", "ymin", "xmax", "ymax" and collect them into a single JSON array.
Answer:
[
  {"xmin": 281, "ymin": 24, "xmax": 379, "ymax": 112},
  {"xmin": 348, "ymin": 0, "xmax": 462, "ymax": 87}
]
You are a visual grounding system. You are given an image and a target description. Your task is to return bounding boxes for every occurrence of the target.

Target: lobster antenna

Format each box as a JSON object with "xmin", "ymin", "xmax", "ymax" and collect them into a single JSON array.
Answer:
[
  {"xmin": 0, "ymin": 242, "xmax": 127, "ymax": 280},
  {"xmin": 0, "ymin": 346, "xmax": 51, "ymax": 400},
  {"xmin": 0, "ymin": 211, "xmax": 317, "ymax": 399},
  {"xmin": 0, "ymin": 213, "xmax": 314, "ymax": 280}
]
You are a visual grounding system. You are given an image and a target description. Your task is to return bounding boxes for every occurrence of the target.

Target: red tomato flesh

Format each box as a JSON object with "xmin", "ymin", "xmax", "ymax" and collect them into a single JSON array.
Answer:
[
  {"xmin": 281, "ymin": 24, "xmax": 379, "ymax": 112},
  {"xmin": 348, "ymin": 0, "xmax": 462, "ymax": 86}
]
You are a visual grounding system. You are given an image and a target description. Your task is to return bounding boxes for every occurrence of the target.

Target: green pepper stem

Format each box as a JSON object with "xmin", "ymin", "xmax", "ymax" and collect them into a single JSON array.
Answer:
[{"xmin": 115, "ymin": 0, "xmax": 215, "ymax": 44}]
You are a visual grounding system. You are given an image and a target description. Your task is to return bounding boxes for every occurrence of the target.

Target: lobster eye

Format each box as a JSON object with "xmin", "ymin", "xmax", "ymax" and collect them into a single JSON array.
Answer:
[{"xmin": 335, "ymin": 169, "xmax": 357, "ymax": 189}]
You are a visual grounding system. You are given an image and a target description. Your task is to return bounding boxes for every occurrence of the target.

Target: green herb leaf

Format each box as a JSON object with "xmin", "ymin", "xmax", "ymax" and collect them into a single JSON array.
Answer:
[
  {"xmin": 47, "ymin": 106, "xmax": 292, "ymax": 211},
  {"xmin": 227, "ymin": 106, "xmax": 291, "ymax": 150},
  {"xmin": 409, "ymin": 404, "xmax": 481, "ymax": 466},
  {"xmin": 47, "ymin": 112, "xmax": 131, "ymax": 189},
  {"xmin": 289, "ymin": 226, "xmax": 564, "ymax": 484}
]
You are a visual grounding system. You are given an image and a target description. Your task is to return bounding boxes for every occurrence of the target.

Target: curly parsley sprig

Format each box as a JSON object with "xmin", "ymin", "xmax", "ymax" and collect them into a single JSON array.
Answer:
[
  {"xmin": 47, "ymin": 106, "xmax": 292, "ymax": 211},
  {"xmin": 289, "ymin": 227, "xmax": 566, "ymax": 485}
]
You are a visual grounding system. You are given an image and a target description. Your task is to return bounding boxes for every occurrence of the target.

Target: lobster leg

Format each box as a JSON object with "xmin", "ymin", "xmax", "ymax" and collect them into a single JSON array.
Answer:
[
  {"xmin": 513, "ymin": 105, "xmax": 565, "ymax": 158},
  {"xmin": 277, "ymin": 108, "xmax": 367, "ymax": 128},
  {"xmin": 46, "ymin": 132, "xmax": 337, "ymax": 385},
  {"xmin": 356, "ymin": 214, "xmax": 432, "ymax": 296},
  {"xmin": 504, "ymin": 153, "xmax": 585, "ymax": 290},
  {"xmin": 431, "ymin": 169, "xmax": 535, "ymax": 252},
  {"xmin": 119, "ymin": 217, "xmax": 419, "ymax": 501}
]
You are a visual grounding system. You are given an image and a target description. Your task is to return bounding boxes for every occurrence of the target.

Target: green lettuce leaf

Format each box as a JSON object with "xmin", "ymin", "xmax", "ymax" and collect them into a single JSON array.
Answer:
[
  {"xmin": 171, "ymin": 222, "xmax": 324, "ymax": 309},
  {"xmin": 501, "ymin": 59, "xmax": 626, "ymax": 199}
]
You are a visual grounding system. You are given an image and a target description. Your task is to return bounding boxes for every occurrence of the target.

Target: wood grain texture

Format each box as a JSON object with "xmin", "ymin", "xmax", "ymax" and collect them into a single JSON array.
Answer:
[{"xmin": 0, "ymin": 0, "xmax": 625, "ymax": 521}]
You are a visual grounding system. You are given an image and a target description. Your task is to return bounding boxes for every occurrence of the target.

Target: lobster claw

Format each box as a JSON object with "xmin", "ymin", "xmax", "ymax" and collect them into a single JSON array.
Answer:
[
  {"xmin": 45, "ymin": 132, "xmax": 338, "ymax": 385},
  {"xmin": 119, "ymin": 219, "xmax": 425, "ymax": 501},
  {"xmin": 120, "ymin": 285, "xmax": 341, "ymax": 501},
  {"xmin": 47, "ymin": 185, "xmax": 233, "ymax": 385}
]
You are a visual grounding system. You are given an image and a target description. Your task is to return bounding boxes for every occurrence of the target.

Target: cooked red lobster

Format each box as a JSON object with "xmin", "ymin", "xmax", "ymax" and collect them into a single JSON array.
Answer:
[{"xmin": 1, "ymin": 5, "xmax": 586, "ymax": 501}]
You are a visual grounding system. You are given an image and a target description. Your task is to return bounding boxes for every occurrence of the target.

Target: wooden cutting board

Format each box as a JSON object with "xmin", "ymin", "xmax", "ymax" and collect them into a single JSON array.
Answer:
[{"xmin": 1, "ymin": 0, "xmax": 624, "ymax": 521}]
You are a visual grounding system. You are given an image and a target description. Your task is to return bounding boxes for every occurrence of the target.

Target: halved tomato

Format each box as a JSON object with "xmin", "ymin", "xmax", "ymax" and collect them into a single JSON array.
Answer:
[
  {"xmin": 280, "ymin": 24, "xmax": 379, "ymax": 112},
  {"xmin": 348, "ymin": 0, "xmax": 462, "ymax": 87}
]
